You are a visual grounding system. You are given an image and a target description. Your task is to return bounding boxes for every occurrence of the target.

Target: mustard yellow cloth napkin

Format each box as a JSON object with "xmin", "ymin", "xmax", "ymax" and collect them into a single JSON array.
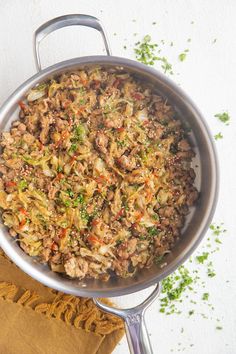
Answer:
[{"xmin": 0, "ymin": 251, "xmax": 124, "ymax": 354}]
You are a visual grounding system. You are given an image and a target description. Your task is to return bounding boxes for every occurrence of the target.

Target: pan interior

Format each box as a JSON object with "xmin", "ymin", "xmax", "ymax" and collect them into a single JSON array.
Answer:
[{"xmin": 0, "ymin": 57, "xmax": 218, "ymax": 297}]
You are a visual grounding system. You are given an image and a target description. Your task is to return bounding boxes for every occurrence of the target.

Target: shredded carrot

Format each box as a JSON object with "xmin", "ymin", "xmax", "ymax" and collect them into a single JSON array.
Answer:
[
  {"xmin": 19, "ymin": 208, "xmax": 28, "ymax": 216},
  {"xmin": 53, "ymin": 173, "xmax": 64, "ymax": 182},
  {"xmin": 87, "ymin": 234, "xmax": 104, "ymax": 245},
  {"xmin": 114, "ymin": 208, "xmax": 125, "ymax": 221},
  {"xmin": 57, "ymin": 172, "xmax": 64, "ymax": 179},
  {"xmin": 70, "ymin": 155, "xmax": 77, "ymax": 165},
  {"xmin": 136, "ymin": 212, "xmax": 144, "ymax": 223},
  {"xmin": 18, "ymin": 101, "xmax": 26, "ymax": 110},
  {"xmin": 51, "ymin": 242, "xmax": 58, "ymax": 251},
  {"xmin": 91, "ymin": 219, "xmax": 100, "ymax": 227},
  {"xmin": 59, "ymin": 228, "xmax": 68, "ymax": 238},
  {"xmin": 55, "ymin": 131, "xmax": 69, "ymax": 148},
  {"xmin": 146, "ymin": 189, "xmax": 153, "ymax": 203},
  {"xmin": 19, "ymin": 219, "xmax": 26, "ymax": 229},
  {"xmin": 117, "ymin": 127, "xmax": 125, "ymax": 132},
  {"xmin": 95, "ymin": 174, "xmax": 110, "ymax": 184},
  {"xmin": 81, "ymin": 78, "xmax": 88, "ymax": 86},
  {"xmin": 39, "ymin": 142, "xmax": 44, "ymax": 151},
  {"xmin": 77, "ymin": 106, "xmax": 85, "ymax": 114},
  {"xmin": 5, "ymin": 181, "xmax": 17, "ymax": 187},
  {"xmin": 63, "ymin": 100, "xmax": 71, "ymax": 108}
]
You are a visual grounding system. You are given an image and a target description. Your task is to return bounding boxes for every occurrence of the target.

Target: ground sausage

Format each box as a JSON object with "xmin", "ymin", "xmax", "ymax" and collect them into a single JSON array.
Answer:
[
  {"xmin": 64, "ymin": 256, "xmax": 88, "ymax": 278},
  {"xmin": 117, "ymin": 155, "xmax": 136, "ymax": 171},
  {"xmin": 95, "ymin": 132, "xmax": 108, "ymax": 154}
]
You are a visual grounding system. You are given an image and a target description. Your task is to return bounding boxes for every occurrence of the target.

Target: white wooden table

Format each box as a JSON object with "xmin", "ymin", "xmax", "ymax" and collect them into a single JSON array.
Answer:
[{"xmin": 0, "ymin": 1, "xmax": 235, "ymax": 353}]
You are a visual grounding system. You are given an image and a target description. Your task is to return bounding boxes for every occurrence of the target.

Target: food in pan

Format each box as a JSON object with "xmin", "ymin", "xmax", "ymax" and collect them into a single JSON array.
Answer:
[{"xmin": 0, "ymin": 67, "xmax": 198, "ymax": 280}]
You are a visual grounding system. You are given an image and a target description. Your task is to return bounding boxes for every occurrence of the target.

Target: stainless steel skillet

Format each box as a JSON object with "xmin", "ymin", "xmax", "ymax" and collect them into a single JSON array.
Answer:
[{"xmin": 0, "ymin": 14, "xmax": 218, "ymax": 354}]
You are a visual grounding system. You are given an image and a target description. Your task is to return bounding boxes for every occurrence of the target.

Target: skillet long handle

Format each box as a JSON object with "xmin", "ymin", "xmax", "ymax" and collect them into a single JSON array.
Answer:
[
  {"xmin": 94, "ymin": 283, "xmax": 161, "ymax": 354},
  {"xmin": 124, "ymin": 310, "xmax": 153, "ymax": 354},
  {"xmin": 33, "ymin": 14, "xmax": 111, "ymax": 71}
]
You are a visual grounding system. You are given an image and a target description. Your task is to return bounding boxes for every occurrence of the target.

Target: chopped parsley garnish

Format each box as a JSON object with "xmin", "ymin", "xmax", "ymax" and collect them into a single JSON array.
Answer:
[
  {"xmin": 158, "ymin": 221, "xmax": 226, "ymax": 320},
  {"xmin": 117, "ymin": 140, "xmax": 126, "ymax": 147},
  {"xmin": 79, "ymin": 98, "xmax": 86, "ymax": 105},
  {"xmin": 196, "ymin": 252, "xmax": 209, "ymax": 264},
  {"xmin": 147, "ymin": 226, "xmax": 159, "ymax": 236},
  {"xmin": 216, "ymin": 326, "xmax": 223, "ymax": 330},
  {"xmin": 116, "ymin": 239, "xmax": 123, "ymax": 246},
  {"xmin": 160, "ymin": 265, "xmax": 194, "ymax": 314},
  {"xmin": 18, "ymin": 180, "xmax": 28, "ymax": 191},
  {"xmin": 179, "ymin": 53, "xmax": 187, "ymax": 62},
  {"xmin": 63, "ymin": 200, "xmax": 71, "ymax": 207},
  {"xmin": 208, "ymin": 270, "xmax": 216, "ymax": 278},
  {"xmin": 160, "ymin": 57, "xmax": 173, "ymax": 74},
  {"xmin": 207, "ymin": 262, "xmax": 216, "ymax": 278},
  {"xmin": 210, "ymin": 223, "xmax": 226, "ymax": 236},
  {"xmin": 69, "ymin": 143, "xmax": 78, "ymax": 152},
  {"xmin": 152, "ymin": 214, "xmax": 159, "ymax": 220},
  {"xmin": 122, "ymin": 199, "xmax": 129, "ymax": 211},
  {"xmin": 134, "ymin": 35, "xmax": 173, "ymax": 74},
  {"xmin": 134, "ymin": 35, "xmax": 158, "ymax": 65},
  {"xmin": 66, "ymin": 189, "xmax": 74, "ymax": 198},
  {"xmin": 214, "ymin": 132, "xmax": 223, "ymax": 140},
  {"xmin": 57, "ymin": 166, "xmax": 63, "ymax": 172},
  {"xmin": 73, "ymin": 194, "xmax": 85, "ymax": 206},
  {"xmin": 214, "ymin": 112, "xmax": 230, "ymax": 125},
  {"xmin": 72, "ymin": 124, "xmax": 86, "ymax": 142},
  {"xmin": 80, "ymin": 208, "xmax": 89, "ymax": 221},
  {"xmin": 139, "ymin": 235, "xmax": 146, "ymax": 241},
  {"xmin": 202, "ymin": 292, "xmax": 209, "ymax": 301},
  {"xmin": 178, "ymin": 49, "xmax": 189, "ymax": 62}
]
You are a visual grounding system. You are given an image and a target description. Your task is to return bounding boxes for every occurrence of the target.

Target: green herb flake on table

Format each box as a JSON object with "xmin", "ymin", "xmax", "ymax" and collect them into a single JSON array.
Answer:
[
  {"xmin": 214, "ymin": 132, "xmax": 223, "ymax": 140},
  {"xmin": 214, "ymin": 112, "xmax": 230, "ymax": 125}
]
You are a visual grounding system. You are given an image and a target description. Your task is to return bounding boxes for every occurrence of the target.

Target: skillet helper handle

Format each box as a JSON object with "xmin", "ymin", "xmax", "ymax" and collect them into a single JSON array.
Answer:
[
  {"xmin": 94, "ymin": 283, "xmax": 161, "ymax": 354},
  {"xmin": 33, "ymin": 14, "xmax": 111, "ymax": 71}
]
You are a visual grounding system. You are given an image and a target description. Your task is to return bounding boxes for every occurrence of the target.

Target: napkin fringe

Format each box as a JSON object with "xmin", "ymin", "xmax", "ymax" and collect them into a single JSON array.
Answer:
[{"xmin": 0, "ymin": 281, "xmax": 123, "ymax": 335}]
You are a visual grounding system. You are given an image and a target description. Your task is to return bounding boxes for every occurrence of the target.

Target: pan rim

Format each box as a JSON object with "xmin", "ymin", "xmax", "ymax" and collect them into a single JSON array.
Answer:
[{"xmin": 0, "ymin": 55, "xmax": 219, "ymax": 297}]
